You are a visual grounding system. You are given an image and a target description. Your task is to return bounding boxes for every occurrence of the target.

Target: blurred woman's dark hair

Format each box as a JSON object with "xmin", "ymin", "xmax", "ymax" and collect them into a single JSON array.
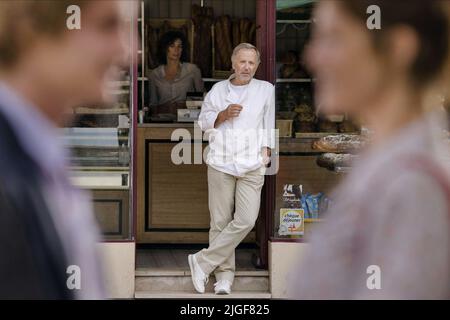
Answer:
[
  {"xmin": 339, "ymin": 0, "xmax": 449, "ymax": 87},
  {"xmin": 157, "ymin": 30, "xmax": 190, "ymax": 65}
]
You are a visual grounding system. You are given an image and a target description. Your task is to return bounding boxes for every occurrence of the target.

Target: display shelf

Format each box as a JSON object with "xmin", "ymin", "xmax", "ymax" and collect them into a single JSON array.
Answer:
[
  {"xmin": 72, "ymin": 107, "xmax": 130, "ymax": 115},
  {"xmin": 202, "ymin": 78, "xmax": 227, "ymax": 82},
  {"xmin": 139, "ymin": 77, "xmax": 225, "ymax": 83},
  {"xmin": 105, "ymin": 89, "xmax": 130, "ymax": 95},
  {"xmin": 277, "ymin": 19, "xmax": 312, "ymax": 24},
  {"xmin": 70, "ymin": 166, "xmax": 130, "ymax": 171},
  {"xmin": 279, "ymin": 137, "xmax": 322, "ymax": 154},
  {"xmin": 108, "ymin": 80, "xmax": 131, "ymax": 87},
  {"xmin": 270, "ymin": 237, "xmax": 307, "ymax": 243},
  {"xmin": 276, "ymin": 78, "xmax": 312, "ymax": 83},
  {"xmin": 294, "ymin": 132, "xmax": 359, "ymax": 138},
  {"xmin": 70, "ymin": 170, "xmax": 130, "ymax": 189},
  {"xmin": 304, "ymin": 218, "xmax": 322, "ymax": 223}
]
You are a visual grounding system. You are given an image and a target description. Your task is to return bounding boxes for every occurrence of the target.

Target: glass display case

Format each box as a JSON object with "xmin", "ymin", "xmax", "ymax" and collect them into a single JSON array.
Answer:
[
  {"xmin": 273, "ymin": 0, "xmax": 344, "ymax": 240},
  {"xmin": 62, "ymin": 4, "xmax": 137, "ymax": 241}
]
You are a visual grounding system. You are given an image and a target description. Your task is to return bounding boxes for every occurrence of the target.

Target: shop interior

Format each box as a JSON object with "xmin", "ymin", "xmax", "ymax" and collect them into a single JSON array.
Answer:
[
  {"xmin": 135, "ymin": 0, "xmax": 262, "ymax": 282},
  {"xmin": 62, "ymin": 0, "xmax": 367, "ymax": 297}
]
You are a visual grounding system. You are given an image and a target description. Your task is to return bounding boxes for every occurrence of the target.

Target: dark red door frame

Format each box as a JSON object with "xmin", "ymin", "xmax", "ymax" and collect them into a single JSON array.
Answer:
[
  {"xmin": 131, "ymin": 1, "xmax": 277, "ymax": 267},
  {"xmin": 254, "ymin": 0, "xmax": 276, "ymax": 269}
]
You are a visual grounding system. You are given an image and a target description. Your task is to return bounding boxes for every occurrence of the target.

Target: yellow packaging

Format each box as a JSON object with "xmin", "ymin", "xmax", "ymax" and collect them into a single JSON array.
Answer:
[{"xmin": 279, "ymin": 208, "xmax": 304, "ymax": 236}]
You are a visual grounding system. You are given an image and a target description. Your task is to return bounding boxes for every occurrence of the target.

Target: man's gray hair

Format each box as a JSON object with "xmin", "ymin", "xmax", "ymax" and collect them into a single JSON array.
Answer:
[{"xmin": 231, "ymin": 43, "xmax": 261, "ymax": 64}]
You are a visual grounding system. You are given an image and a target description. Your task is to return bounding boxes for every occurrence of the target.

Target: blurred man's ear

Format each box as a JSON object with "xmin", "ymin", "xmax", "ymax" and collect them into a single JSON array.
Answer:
[{"xmin": 0, "ymin": 1, "xmax": 88, "ymax": 70}]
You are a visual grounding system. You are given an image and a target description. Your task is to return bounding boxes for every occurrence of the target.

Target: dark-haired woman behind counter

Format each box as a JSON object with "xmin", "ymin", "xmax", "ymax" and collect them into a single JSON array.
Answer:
[{"xmin": 148, "ymin": 31, "xmax": 204, "ymax": 121}]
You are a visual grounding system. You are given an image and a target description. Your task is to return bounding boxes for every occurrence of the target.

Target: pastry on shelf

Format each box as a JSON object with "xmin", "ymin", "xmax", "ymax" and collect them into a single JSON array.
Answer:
[
  {"xmin": 312, "ymin": 134, "xmax": 367, "ymax": 153},
  {"xmin": 295, "ymin": 103, "xmax": 315, "ymax": 119},
  {"xmin": 279, "ymin": 51, "xmax": 310, "ymax": 79},
  {"xmin": 316, "ymin": 153, "xmax": 358, "ymax": 170},
  {"xmin": 297, "ymin": 112, "xmax": 316, "ymax": 122},
  {"xmin": 294, "ymin": 103, "xmax": 314, "ymax": 114},
  {"xmin": 293, "ymin": 103, "xmax": 316, "ymax": 133},
  {"xmin": 338, "ymin": 120, "xmax": 360, "ymax": 133},
  {"xmin": 317, "ymin": 119, "xmax": 338, "ymax": 133},
  {"xmin": 295, "ymin": 121, "xmax": 316, "ymax": 133}
]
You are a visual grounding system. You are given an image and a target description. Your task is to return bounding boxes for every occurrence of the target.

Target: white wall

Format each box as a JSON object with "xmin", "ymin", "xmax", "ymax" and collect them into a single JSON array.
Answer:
[
  {"xmin": 97, "ymin": 242, "xmax": 135, "ymax": 299},
  {"xmin": 269, "ymin": 241, "xmax": 309, "ymax": 299}
]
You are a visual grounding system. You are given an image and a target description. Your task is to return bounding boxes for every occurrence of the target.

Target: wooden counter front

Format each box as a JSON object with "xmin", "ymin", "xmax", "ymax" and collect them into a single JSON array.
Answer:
[{"xmin": 137, "ymin": 124, "xmax": 256, "ymax": 243}]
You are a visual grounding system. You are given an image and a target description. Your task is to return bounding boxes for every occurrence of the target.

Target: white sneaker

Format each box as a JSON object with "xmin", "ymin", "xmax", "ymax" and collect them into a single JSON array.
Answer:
[
  {"xmin": 188, "ymin": 254, "xmax": 208, "ymax": 293},
  {"xmin": 214, "ymin": 280, "xmax": 232, "ymax": 295}
]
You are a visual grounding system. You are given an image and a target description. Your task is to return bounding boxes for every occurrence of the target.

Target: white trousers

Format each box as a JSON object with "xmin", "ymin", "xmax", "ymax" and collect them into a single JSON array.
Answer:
[{"xmin": 195, "ymin": 166, "xmax": 265, "ymax": 283}]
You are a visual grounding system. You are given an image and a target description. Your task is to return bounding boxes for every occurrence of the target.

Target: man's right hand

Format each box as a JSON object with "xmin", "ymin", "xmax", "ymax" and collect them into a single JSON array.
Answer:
[
  {"xmin": 214, "ymin": 104, "xmax": 243, "ymax": 128},
  {"xmin": 224, "ymin": 104, "xmax": 243, "ymax": 119}
]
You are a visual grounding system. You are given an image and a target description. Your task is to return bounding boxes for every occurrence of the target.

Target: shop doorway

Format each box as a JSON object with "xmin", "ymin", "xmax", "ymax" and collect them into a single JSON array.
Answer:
[{"xmin": 133, "ymin": 0, "xmax": 271, "ymax": 297}]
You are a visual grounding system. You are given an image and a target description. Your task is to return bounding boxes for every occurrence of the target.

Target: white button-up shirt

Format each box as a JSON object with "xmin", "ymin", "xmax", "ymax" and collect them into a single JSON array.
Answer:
[{"xmin": 198, "ymin": 75, "xmax": 275, "ymax": 177}]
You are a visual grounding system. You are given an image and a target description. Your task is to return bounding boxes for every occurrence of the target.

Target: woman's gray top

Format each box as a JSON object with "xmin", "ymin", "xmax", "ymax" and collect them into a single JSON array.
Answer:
[{"xmin": 149, "ymin": 62, "xmax": 204, "ymax": 107}]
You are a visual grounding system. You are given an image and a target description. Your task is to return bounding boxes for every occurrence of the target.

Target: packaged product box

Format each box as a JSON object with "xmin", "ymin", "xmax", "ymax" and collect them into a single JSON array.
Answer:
[
  {"xmin": 279, "ymin": 184, "xmax": 304, "ymax": 236},
  {"xmin": 279, "ymin": 208, "xmax": 305, "ymax": 236},
  {"xmin": 281, "ymin": 184, "xmax": 302, "ymax": 208}
]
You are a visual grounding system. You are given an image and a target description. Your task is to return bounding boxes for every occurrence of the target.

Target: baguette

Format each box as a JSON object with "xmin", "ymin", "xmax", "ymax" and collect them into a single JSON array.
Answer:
[
  {"xmin": 215, "ymin": 16, "xmax": 232, "ymax": 70},
  {"xmin": 147, "ymin": 25, "xmax": 159, "ymax": 69},
  {"xmin": 214, "ymin": 19, "xmax": 225, "ymax": 70},
  {"xmin": 316, "ymin": 153, "xmax": 357, "ymax": 170},
  {"xmin": 312, "ymin": 134, "xmax": 367, "ymax": 153},
  {"xmin": 242, "ymin": 18, "xmax": 252, "ymax": 44},
  {"xmin": 192, "ymin": 4, "xmax": 213, "ymax": 77},
  {"xmin": 239, "ymin": 19, "xmax": 246, "ymax": 44},
  {"xmin": 248, "ymin": 21, "xmax": 256, "ymax": 45},
  {"xmin": 232, "ymin": 19, "xmax": 240, "ymax": 48},
  {"xmin": 221, "ymin": 15, "xmax": 233, "ymax": 70},
  {"xmin": 191, "ymin": 4, "xmax": 202, "ymax": 18}
]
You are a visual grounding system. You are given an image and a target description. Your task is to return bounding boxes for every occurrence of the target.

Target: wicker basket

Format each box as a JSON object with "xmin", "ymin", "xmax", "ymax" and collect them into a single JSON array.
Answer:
[{"xmin": 276, "ymin": 120, "xmax": 293, "ymax": 138}]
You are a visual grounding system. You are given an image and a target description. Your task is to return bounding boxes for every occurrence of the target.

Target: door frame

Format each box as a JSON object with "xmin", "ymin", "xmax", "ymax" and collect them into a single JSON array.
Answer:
[
  {"xmin": 131, "ymin": 0, "xmax": 278, "ymax": 269},
  {"xmin": 254, "ymin": 0, "xmax": 276, "ymax": 269}
]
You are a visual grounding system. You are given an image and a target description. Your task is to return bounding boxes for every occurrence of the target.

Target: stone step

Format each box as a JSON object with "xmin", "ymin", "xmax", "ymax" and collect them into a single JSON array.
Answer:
[
  {"xmin": 135, "ymin": 268, "xmax": 269, "ymax": 277},
  {"xmin": 134, "ymin": 291, "xmax": 271, "ymax": 299},
  {"xmin": 135, "ymin": 268, "xmax": 270, "ymax": 294}
]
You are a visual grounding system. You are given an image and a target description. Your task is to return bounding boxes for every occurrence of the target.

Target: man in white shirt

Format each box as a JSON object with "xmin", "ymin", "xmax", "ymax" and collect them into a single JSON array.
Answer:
[{"xmin": 189, "ymin": 43, "xmax": 275, "ymax": 295}]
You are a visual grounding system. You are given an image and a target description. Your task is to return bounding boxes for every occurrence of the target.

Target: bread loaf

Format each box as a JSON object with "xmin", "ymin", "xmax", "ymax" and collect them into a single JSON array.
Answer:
[
  {"xmin": 192, "ymin": 4, "xmax": 213, "ymax": 77},
  {"xmin": 221, "ymin": 15, "xmax": 233, "ymax": 70},
  {"xmin": 232, "ymin": 19, "xmax": 240, "ymax": 48},
  {"xmin": 248, "ymin": 21, "xmax": 256, "ymax": 44},
  {"xmin": 312, "ymin": 134, "xmax": 367, "ymax": 153},
  {"xmin": 214, "ymin": 19, "xmax": 225, "ymax": 70}
]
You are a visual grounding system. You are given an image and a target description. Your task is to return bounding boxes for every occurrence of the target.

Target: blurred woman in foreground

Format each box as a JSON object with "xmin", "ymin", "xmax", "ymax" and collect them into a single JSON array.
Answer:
[{"xmin": 288, "ymin": 0, "xmax": 450, "ymax": 299}]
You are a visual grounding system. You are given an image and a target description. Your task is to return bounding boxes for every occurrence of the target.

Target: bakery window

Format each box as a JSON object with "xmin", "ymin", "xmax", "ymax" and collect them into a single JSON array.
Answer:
[
  {"xmin": 62, "ymin": 5, "xmax": 137, "ymax": 241},
  {"xmin": 273, "ymin": 0, "xmax": 362, "ymax": 240}
]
